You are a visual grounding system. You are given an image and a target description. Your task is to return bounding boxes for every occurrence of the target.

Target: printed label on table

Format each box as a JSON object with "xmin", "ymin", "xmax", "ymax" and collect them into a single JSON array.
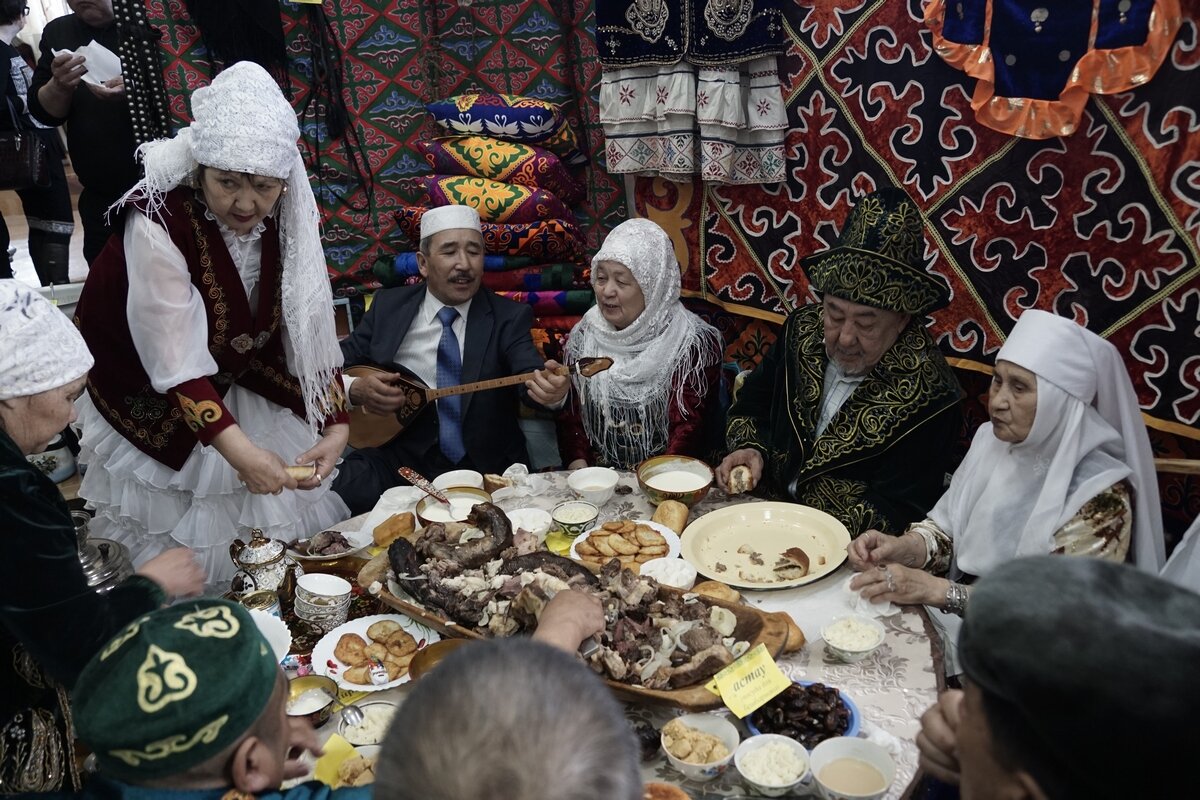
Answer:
[{"xmin": 704, "ymin": 643, "xmax": 790, "ymax": 718}]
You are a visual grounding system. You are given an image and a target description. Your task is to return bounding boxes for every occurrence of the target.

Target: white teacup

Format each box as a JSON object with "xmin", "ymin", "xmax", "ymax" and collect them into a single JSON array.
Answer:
[
  {"xmin": 294, "ymin": 574, "xmax": 352, "ymax": 631},
  {"xmin": 567, "ymin": 467, "xmax": 619, "ymax": 506},
  {"xmin": 810, "ymin": 737, "xmax": 895, "ymax": 800}
]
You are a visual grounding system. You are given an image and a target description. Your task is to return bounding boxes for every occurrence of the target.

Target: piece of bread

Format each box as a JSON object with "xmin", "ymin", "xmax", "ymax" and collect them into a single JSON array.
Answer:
[
  {"xmin": 777, "ymin": 612, "xmax": 807, "ymax": 653},
  {"xmin": 727, "ymin": 465, "xmax": 754, "ymax": 494},
  {"xmin": 643, "ymin": 783, "xmax": 690, "ymax": 800},
  {"xmin": 483, "ymin": 473, "xmax": 512, "ymax": 493},
  {"xmin": 692, "ymin": 580, "xmax": 741, "ymax": 604},
  {"xmin": 372, "ymin": 512, "xmax": 415, "ymax": 547},
  {"xmin": 651, "ymin": 499, "xmax": 689, "ymax": 534},
  {"xmin": 285, "ymin": 465, "xmax": 316, "ymax": 480}
]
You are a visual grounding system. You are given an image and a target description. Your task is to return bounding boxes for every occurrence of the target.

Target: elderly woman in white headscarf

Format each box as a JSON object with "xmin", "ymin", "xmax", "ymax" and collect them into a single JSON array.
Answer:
[
  {"xmin": 847, "ymin": 310, "xmax": 1164, "ymax": 669},
  {"xmin": 559, "ymin": 218, "xmax": 723, "ymax": 470},
  {"xmin": 0, "ymin": 280, "xmax": 203, "ymax": 791},
  {"xmin": 72, "ymin": 62, "xmax": 350, "ymax": 585}
]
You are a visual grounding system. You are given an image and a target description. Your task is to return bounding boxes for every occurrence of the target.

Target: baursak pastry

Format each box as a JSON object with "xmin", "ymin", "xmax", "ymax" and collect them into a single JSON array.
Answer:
[
  {"xmin": 726, "ymin": 465, "xmax": 754, "ymax": 494},
  {"xmin": 651, "ymin": 499, "xmax": 689, "ymax": 534}
]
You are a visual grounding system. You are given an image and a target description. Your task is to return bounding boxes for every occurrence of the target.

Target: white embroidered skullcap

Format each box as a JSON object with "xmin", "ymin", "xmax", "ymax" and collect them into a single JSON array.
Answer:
[
  {"xmin": 421, "ymin": 205, "xmax": 481, "ymax": 241},
  {"xmin": 190, "ymin": 61, "xmax": 299, "ymax": 179},
  {"xmin": 0, "ymin": 280, "xmax": 93, "ymax": 400}
]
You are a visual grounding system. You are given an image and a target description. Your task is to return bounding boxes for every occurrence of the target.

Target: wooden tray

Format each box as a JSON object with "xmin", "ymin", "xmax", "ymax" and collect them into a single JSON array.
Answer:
[{"xmin": 357, "ymin": 553, "xmax": 797, "ymax": 710}]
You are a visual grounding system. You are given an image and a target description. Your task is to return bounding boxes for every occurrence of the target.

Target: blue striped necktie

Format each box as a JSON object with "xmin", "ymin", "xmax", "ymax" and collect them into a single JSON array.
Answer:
[{"xmin": 435, "ymin": 306, "xmax": 465, "ymax": 463}]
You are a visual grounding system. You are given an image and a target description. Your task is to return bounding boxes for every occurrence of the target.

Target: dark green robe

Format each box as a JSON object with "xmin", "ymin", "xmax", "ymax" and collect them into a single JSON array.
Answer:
[
  {"xmin": 726, "ymin": 304, "xmax": 963, "ymax": 535},
  {"xmin": 0, "ymin": 429, "xmax": 162, "ymax": 793}
]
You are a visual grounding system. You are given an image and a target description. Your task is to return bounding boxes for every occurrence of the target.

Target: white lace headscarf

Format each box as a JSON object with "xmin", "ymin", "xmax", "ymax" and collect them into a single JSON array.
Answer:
[
  {"xmin": 0, "ymin": 279, "xmax": 93, "ymax": 400},
  {"xmin": 110, "ymin": 61, "xmax": 342, "ymax": 430},
  {"xmin": 565, "ymin": 218, "xmax": 721, "ymax": 467},
  {"xmin": 934, "ymin": 309, "xmax": 1164, "ymax": 575}
]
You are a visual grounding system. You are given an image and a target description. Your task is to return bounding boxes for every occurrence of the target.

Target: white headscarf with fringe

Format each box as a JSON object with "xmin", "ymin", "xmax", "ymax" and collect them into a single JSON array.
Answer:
[
  {"xmin": 111, "ymin": 61, "xmax": 342, "ymax": 430},
  {"xmin": 565, "ymin": 218, "xmax": 722, "ymax": 467}
]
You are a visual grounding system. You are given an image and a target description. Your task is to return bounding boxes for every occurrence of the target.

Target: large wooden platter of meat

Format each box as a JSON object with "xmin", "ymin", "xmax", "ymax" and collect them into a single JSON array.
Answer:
[{"xmin": 356, "ymin": 502, "xmax": 792, "ymax": 710}]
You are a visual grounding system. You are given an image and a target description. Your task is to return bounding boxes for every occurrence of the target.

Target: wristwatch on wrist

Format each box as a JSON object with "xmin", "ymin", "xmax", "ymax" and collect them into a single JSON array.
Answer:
[{"xmin": 944, "ymin": 582, "xmax": 969, "ymax": 616}]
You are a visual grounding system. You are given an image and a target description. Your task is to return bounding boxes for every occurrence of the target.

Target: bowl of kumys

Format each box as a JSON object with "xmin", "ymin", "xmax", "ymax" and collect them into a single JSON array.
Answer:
[
  {"xmin": 821, "ymin": 615, "xmax": 885, "ymax": 663},
  {"xmin": 735, "ymin": 734, "xmax": 811, "ymax": 796}
]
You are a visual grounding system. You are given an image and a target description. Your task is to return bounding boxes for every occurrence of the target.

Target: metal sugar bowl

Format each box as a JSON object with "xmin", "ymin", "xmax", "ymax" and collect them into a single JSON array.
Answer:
[
  {"xmin": 230, "ymin": 528, "xmax": 301, "ymax": 597},
  {"xmin": 73, "ymin": 511, "xmax": 134, "ymax": 593}
]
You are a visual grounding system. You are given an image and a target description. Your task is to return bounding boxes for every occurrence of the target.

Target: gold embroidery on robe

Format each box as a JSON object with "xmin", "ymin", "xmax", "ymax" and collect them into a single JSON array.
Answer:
[{"xmin": 177, "ymin": 393, "xmax": 223, "ymax": 432}]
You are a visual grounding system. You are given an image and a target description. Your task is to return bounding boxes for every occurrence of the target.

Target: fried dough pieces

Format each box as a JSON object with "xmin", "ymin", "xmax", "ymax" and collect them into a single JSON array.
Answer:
[
  {"xmin": 334, "ymin": 620, "xmax": 418, "ymax": 685},
  {"xmin": 575, "ymin": 520, "xmax": 669, "ymax": 572}
]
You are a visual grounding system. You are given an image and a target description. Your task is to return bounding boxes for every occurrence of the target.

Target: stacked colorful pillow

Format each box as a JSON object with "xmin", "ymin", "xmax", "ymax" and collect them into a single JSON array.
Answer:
[{"xmin": 393, "ymin": 93, "xmax": 588, "ymax": 278}]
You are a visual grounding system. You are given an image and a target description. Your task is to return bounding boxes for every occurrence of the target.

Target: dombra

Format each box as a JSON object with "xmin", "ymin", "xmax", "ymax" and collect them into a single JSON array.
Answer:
[{"xmin": 345, "ymin": 358, "xmax": 614, "ymax": 449}]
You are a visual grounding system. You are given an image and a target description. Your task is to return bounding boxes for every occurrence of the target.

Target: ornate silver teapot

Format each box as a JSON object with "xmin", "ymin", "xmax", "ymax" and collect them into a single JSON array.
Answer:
[{"xmin": 229, "ymin": 529, "xmax": 300, "ymax": 596}]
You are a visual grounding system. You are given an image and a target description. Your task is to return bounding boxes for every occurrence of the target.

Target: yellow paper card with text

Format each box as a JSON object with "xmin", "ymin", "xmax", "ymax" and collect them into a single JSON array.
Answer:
[{"xmin": 704, "ymin": 643, "xmax": 790, "ymax": 718}]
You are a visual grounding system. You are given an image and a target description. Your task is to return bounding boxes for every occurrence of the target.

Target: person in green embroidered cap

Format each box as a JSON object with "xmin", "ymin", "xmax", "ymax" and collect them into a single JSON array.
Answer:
[
  {"xmin": 716, "ymin": 187, "xmax": 963, "ymax": 537},
  {"xmin": 53, "ymin": 599, "xmax": 367, "ymax": 800}
]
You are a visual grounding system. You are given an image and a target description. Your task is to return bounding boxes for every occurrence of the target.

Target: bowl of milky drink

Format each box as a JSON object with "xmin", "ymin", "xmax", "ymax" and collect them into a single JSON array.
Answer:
[
  {"xmin": 810, "ymin": 737, "xmax": 895, "ymax": 800},
  {"xmin": 567, "ymin": 467, "xmax": 620, "ymax": 506},
  {"xmin": 637, "ymin": 455, "xmax": 715, "ymax": 507},
  {"xmin": 415, "ymin": 486, "xmax": 492, "ymax": 528}
]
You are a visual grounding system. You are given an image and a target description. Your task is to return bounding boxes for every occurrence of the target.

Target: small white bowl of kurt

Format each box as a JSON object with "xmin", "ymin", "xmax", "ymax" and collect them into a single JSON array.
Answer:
[
  {"xmin": 735, "ymin": 734, "xmax": 811, "ymax": 797},
  {"xmin": 810, "ymin": 737, "xmax": 895, "ymax": 800},
  {"xmin": 638, "ymin": 557, "xmax": 697, "ymax": 590},
  {"xmin": 821, "ymin": 615, "xmax": 885, "ymax": 663},
  {"xmin": 567, "ymin": 467, "xmax": 619, "ymax": 506},
  {"xmin": 660, "ymin": 713, "xmax": 739, "ymax": 783}
]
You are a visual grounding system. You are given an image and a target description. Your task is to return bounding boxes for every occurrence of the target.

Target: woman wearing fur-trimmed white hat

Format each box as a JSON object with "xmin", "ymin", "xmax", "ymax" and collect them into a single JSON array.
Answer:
[{"xmin": 73, "ymin": 62, "xmax": 350, "ymax": 586}]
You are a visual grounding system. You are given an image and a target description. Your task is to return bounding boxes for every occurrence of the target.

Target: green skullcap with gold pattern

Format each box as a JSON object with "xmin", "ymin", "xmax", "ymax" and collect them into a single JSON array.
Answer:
[
  {"xmin": 801, "ymin": 187, "xmax": 950, "ymax": 314},
  {"xmin": 72, "ymin": 599, "xmax": 278, "ymax": 782}
]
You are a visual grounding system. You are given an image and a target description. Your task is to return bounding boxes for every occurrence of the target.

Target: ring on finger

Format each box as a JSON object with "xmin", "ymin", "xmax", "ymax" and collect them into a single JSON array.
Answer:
[{"xmin": 884, "ymin": 569, "xmax": 896, "ymax": 592}]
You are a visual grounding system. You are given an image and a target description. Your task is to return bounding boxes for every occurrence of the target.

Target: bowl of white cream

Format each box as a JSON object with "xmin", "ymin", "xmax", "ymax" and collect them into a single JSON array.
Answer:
[
  {"xmin": 821, "ymin": 614, "xmax": 886, "ymax": 663},
  {"xmin": 550, "ymin": 500, "xmax": 599, "ymax": 539},
  {"xmin": 636, "ymin": 455, "xmax": 715, "ymax": 507},
  {"xmin": 415, "ymin": 486, "xmax": 492, "ymax": 529}
]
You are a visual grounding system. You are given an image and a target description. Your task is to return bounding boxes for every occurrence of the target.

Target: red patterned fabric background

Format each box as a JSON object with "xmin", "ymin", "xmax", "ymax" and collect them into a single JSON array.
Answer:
[
  {"xmin": 146, "ymin": 0, "xmax": 628, "ymax": 294},
  {"xmin": 634, "ymin": 0, "xmax": 1200, "ymax": 445}
]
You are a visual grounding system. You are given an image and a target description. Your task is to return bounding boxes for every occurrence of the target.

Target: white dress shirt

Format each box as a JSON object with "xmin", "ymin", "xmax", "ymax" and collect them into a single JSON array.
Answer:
[{"xmin": 815, "ymin": 360, "xmax": 866, "ymax": 437}]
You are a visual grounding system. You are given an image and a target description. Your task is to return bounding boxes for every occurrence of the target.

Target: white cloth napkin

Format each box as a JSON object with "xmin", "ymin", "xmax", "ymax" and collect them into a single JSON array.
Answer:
[
  {"xmin": 859, "ymin": 718, "xmax": 904, "ymax": 757},
  {"xmin": 491, "ymin": 463, "xmax": 550, "ymax": 501},
  {"xmin": 53, "ymin": 41, "xmax": 121, "ymax": 85},
  {"xmin": 357, "ymin": 485, "xmax": 424, "ymax": 536},
  {"xmin": 842, "ymin": 575, "xmax": 899, "ymax": 618}
]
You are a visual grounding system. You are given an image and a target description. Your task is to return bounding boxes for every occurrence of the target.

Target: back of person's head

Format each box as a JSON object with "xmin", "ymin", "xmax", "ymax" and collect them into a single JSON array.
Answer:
[
  {"xmin": 0, "ymin": 0, "xmax": 25, "ymax": 26},
  {"xmin": 72, "ymin": 600, "xmax": 289, "ymax": 792},
  {"xmin": 375, "ymin": 638, "xmax": 642, "ymax": 800},
  {"xmin": 958, "ymin": 556, "xmax": 1200, "ymax": 799}
]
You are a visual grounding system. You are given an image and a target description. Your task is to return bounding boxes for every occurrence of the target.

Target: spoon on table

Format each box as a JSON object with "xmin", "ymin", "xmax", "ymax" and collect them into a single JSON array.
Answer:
[
  {"xmin": 333, "ymin": 695, "xmax": 364, "ymax": 727},
  {"xmin": 397, "ymin": 467, "xmax": 450, "ymax": 504}
]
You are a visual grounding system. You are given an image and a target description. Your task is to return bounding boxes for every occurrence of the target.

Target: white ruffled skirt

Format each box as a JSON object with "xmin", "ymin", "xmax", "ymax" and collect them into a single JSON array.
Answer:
[{"xmin": 75, "ymin": 386, "xmax": 350, "ymax": 589}]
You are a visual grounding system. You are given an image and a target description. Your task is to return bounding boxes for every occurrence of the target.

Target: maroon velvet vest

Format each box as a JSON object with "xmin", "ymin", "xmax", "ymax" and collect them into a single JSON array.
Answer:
[{"xmin": 76, "ymin": 188, "xmax": 311, "ymax": 471}]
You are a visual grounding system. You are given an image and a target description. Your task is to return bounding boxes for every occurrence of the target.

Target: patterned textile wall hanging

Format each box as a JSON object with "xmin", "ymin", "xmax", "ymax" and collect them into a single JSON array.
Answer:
[
  {"xmin": 145, "ymin": 0, "xmax": 627, "ymax": 293},
  {"xmin": 634, "ymin": 0, "xmax": 1200, "ymax": 444}
]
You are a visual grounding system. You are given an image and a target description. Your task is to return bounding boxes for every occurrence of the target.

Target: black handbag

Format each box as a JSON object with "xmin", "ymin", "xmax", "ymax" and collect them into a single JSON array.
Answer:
[{"xmin": 0, "ymin": 97, "xmax": 49, "ymax": 190}]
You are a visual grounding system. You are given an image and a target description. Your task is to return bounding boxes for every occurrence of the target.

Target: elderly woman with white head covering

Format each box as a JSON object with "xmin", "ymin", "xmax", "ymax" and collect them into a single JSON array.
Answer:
[
  {"xmin": 559, "ymin": 218, "xmax": 723, "ymax": 470},
  {"xmin": 847, "ymin": 310, "xmax": 1164, "ymax": 672},
  {"xmin": 73, "ymin": 62, "xmax": 350, "ymax": 585},
  {"xmin": 0, "ymin": 280, "xmax": 203, "ymax": 792}
]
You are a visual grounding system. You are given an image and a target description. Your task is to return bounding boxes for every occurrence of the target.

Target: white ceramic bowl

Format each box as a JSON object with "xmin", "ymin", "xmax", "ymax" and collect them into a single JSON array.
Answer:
[
  {"xmin": 638, "ymin": 557, "xmax": 698, "ymax": 590},
  {"xmin": 735, "ymin": 734, "xmax": 811, "ymax": 797},
  {"xmin": 296, "ymin": 573, "xmax": 352, "ymax": 605},
  {"xmin": 661, "ymin": 713, "xmax": 740, "ymax": 783},
  {"xmin": 821, "ymin": 615, "xmax": 886, "ymax": 663},
  {"xmin": 431, "ymin": 469, "xmax": 484, "ymax": 491},
  {"xmin": 567, "ymin": 466, "xmax": 620, "ymax": 506},
  {"xmin": 337, "ymin": 700, "xmax": 400, "ymax": 746},
  {"xmin": 810, "ymin": 737, "xmax": 896, "ymax": 800}
]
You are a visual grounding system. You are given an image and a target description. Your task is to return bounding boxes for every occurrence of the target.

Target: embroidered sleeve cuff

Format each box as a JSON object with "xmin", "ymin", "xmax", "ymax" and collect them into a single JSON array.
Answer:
[
  {"xmin": 323, "ymin": 374, "xmax": 350, "ymax": 427},
  {"xmin": 169, "ymin": 378, "xmax": 234, "ymax": 445},
  {"xmin": 726, "ymin": 416, "xmax": 768, "ymax": 453}
]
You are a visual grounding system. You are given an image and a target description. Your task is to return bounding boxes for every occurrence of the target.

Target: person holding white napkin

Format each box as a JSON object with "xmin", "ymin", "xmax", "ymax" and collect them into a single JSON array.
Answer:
[{"xmin": 847, "ymin": 309, "xmax": 1164, "ymax": 674}]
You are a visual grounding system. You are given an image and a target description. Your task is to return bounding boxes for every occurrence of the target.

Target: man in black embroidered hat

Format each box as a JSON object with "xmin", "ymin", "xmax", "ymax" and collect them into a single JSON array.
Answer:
[
  {"xmin": 717, "ymin": 188, "xmax": 962, "ymax": 535},
  {"xmin": 914, "ymin": 555, "xmax": 1200, "ymax": 798},
  {"xmin": 56, "ymin": 599, "xmax": 370, "ymax": 800}
]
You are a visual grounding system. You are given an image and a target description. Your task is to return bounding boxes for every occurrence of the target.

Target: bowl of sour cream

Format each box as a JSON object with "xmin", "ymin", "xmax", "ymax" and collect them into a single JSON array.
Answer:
[
  {"xmin": 821, "ymin": 614, "xmax": 886, "ymax": 663},
  {"xmin": 415, "ymin": 486, "xmax": 492, "ymax": 529},
  {"xmin": 550, "ymin": 500, "xmax": 600, "ymax": 539},
  {"xmin": 636, "ymin": 455, "xmax": 715, "ymax": 508}
]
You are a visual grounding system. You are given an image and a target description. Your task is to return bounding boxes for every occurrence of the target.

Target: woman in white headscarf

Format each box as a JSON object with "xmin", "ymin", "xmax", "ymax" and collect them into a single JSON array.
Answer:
[
  {"xmin": 0, "ymin": 280, "xmax": 203, "ymax": 792},
  {"xmin": 73, "ymin": 62, "xmax": 350, "ymax": 586},
  {"xmin": 846, "ymin": 310, "xmax": 1164, "ymax": 670},
  {"xmin": 559, "ymin": 218, "xmax": 723, "ymax": 470}
]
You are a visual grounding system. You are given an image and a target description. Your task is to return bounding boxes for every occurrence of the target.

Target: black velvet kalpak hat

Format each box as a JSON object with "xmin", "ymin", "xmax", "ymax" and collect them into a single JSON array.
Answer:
[{"xmin": 801, "ymin": 187, "xmax": 950, "ymax": 314}]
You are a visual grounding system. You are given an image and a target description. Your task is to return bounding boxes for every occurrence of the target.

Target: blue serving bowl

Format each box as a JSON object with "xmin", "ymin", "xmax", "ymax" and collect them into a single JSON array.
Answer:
[{"xmin": 745, "ymin": 680, "xmax": 861, "ymax": 741}]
